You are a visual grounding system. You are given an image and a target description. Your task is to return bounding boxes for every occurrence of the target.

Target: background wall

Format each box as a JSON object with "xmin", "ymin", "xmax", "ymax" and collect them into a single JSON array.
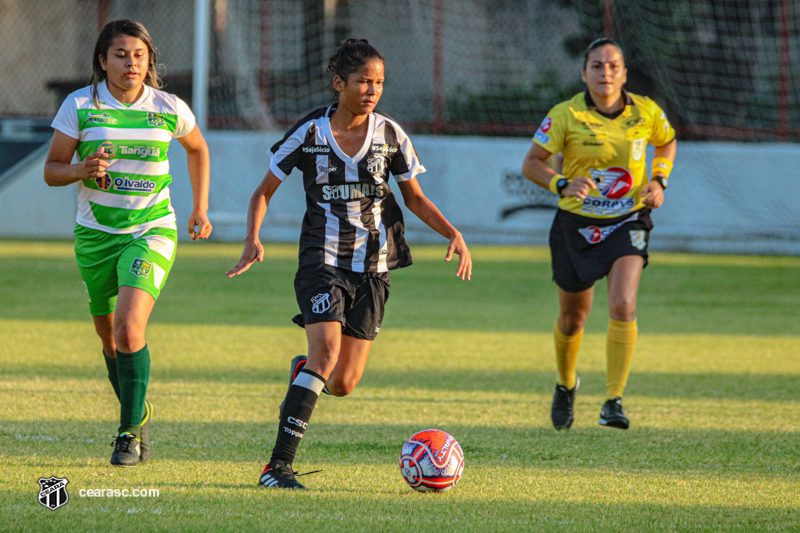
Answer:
[{"xmin": 3, "ymin": 133, "xmax": 798, "ymax": 256}]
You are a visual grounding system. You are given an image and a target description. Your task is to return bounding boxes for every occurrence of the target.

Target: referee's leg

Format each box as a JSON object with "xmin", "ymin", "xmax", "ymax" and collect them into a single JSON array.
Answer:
[{"xmin": 605, "ymin": 255, "xmax": 644, "ymax": 399}]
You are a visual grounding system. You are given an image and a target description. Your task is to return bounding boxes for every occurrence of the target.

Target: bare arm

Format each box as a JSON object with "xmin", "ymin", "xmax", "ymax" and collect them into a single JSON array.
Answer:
[
  {"xmin": 226, "ymin": 170, "xmax": 282, "ymax": 278},
  {"xmin": 521, "ymin": 143, "xmax": 596, "ymax": 199},
  {"xmin": 641, "ymin": 138, "xmax": 678, "ymax": 209},
  {"xmin": 43, "ymin": 130, "xmax": 110, "ymax": 187},
  {"xmin": 398, "ymin": 178, "xmax": 471, "ymax": 281},
  {"xmin": 176, "ymin": 125, "xmax": 213, "ymax": 240}
]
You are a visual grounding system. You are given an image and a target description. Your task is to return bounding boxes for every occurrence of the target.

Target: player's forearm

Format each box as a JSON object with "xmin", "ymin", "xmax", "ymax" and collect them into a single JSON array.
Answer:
[
  {"xmin": 653, "ymin": 138, "xmax": 677, "ymax": 163},
  {"xmin": 43, "ymin": 161, "xmax": 83, "ymax": 187},
  {"xmin": 186, "ymin": 149, "xmax": 210, "ymax": 213},
  {"xmin": 406, "ymin": 195, "xmax": 460, "ymax": 240},
  {"xmin": 522, "ymin": 155, "xmax": 558, "ymax": 190},
  {"xmin": 244, "ymin": 191, "xmax": 269, "ymax": 241}
]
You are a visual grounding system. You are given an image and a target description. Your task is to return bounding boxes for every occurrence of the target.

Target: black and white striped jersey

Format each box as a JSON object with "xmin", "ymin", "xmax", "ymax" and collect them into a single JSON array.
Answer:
[{"xmin": 269, "ymin": 105, "xmax": 425, "ymax": 273}]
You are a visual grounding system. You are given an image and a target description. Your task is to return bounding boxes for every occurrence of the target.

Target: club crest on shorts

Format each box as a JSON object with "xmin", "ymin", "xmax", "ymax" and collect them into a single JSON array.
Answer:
[
  {"xmin": 630, "ymin": 230, "xmax": 646, "ymax": 250},
  {"xmin": 129, "ymin": 257, "xmax": 152, "ymax": 278},
  {"xmin": 367, "ymin": 156, "xmax": 385, "ymax": 177},
  {"xmin": 38, "ymin": 476, "xmax": 69, "ymax": 511},
  {"xmin": 311, "ymin": 293, "xmax": 331, "ymax": 314}
]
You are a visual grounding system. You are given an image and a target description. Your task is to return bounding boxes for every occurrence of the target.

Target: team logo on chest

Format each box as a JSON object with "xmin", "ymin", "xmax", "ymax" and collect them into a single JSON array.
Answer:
[
  {"xmin": 367, "ymin": 156, "xmax": 385, "ymax": 178},
  {"xmin": 311, "ymin": 293, "xmax": 331, "ymax": 314},
  {"xmin": 631, "ymin": 139, "xmax": 644, "ymax": 161},
  {"xmin": 147, "ymin": 112, "xmax": 166, "ymax": 127},
  {"xmin": 38, "ymin": 476, "xmax": 69, "ymax": 511}
]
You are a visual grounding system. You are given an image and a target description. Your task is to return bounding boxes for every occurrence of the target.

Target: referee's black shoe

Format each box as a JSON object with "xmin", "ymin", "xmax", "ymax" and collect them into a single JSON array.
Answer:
[
  {"xmin": 598, "ymin": 397, "xmax": 629, "ymax": 430},
  {"xmin": 259, "ymin": 460, "xmax": 307, "ymax": 489},
  {"xmin": 550, "ymin": 376, "xmax": 579, "ymax": 430}
]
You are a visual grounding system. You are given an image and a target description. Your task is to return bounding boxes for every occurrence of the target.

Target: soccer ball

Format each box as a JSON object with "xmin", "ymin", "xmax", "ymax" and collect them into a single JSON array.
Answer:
[{"xmin": 399, "ymin": 429, "xmax": 464, "ymax": 492}]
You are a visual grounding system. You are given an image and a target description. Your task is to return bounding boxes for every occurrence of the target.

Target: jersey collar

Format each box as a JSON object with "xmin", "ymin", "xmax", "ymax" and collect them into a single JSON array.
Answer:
[
  {"xmin": 99, "ymin": 80, "xmax": 151, "ymax": 109},
  {"xmin": 583, "ymin": 89, "xmax": 633, "ymax": 119}
]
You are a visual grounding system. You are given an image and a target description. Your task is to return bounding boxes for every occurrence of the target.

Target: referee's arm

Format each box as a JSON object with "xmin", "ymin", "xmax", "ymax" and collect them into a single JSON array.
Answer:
[
  {"xmin": 521, "ymin": 143, "xmax": 560, "ymax": 190},
  {"xmin": 522, "ymin": 144, "xmax": 596, "ymax": 199}
]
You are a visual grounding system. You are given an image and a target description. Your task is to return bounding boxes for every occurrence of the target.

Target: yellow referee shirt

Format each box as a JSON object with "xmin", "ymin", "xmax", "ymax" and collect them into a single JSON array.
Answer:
[{"xmin": 533, "ymin": 90, "xmax": 675, "ymax": 218}]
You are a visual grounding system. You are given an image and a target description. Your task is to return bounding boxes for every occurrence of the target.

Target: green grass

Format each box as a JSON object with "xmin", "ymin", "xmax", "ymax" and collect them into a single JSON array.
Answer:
[{"xmin": 1, "ymin": 240, "xmax": 798, "ymax": 532}]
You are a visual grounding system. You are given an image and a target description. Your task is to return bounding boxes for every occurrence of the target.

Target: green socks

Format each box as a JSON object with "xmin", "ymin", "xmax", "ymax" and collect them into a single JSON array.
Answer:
[
  {"xmin": 103, "ymin": 350, "xmax": 121, "ymax": 401},
  {"xmin": 116, "ymin": 345, "xmax": 150, "ymax": 438}
]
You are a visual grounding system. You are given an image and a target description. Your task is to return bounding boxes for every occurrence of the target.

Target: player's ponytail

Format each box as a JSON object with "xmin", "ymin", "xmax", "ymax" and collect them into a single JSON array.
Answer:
[
  {"xmin": 327, "ymin": 38, "xmax": 385, "ymax": 98},
  {"xmin": 90, "ymin": 19, "xmax": 163, "ymax": 108}
]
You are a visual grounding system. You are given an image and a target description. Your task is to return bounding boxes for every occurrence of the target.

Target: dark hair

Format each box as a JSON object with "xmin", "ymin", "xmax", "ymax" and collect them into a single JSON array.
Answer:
[
  {"xmin": 327, "ymin": 38, "xmax": 385, "ymax": 98},
  {"xmin": 583, "ymin": 38, "xmax": 624, "ymax": 69},
  {"xmin": 90, "ymin": 19, "xmax": 161, "ymax": 106}
]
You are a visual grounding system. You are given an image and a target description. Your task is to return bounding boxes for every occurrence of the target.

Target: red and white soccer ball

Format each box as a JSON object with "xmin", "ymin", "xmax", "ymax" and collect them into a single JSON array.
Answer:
[{"xmin": 399, "ymin": 429, "xmax": 464, "ymax": 492}]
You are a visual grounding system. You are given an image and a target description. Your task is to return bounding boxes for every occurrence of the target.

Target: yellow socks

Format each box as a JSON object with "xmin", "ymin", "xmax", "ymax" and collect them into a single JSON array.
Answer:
[
  {"xmin": 554, "ymin": 322, "xmax": 583, "ymax": 390},
  {"xmin": 606, "ymin": 319, "xmax": 637, "ymax": 399}
]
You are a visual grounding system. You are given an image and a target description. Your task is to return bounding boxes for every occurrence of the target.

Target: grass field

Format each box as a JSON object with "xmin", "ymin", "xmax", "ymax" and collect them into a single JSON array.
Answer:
[{"xmin": 1, "ymin": 240, "xmax": 799, "ymax": 532}]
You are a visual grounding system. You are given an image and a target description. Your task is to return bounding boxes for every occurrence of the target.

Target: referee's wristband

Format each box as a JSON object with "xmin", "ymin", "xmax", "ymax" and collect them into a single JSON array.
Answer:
[
  {"xmin": 548, "ymin": 175, "xmax": 565, "ymax": 195},
  {"xmin": 651, "ymin": 157, "xmax": 673, "ymax": 179}
]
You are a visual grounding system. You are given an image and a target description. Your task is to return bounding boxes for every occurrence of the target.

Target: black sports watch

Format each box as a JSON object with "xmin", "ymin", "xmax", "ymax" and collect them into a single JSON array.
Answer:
[
  {"xmin": 652, "ymin": 175, "xmax": 668, "ymax": 190},
  {"xmin": 556, "ymin": 177, "xmax": 569, "ymax": 196}
]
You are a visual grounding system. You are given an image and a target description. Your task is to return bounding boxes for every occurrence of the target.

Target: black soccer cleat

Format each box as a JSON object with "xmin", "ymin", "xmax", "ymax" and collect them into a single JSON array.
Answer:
[
  {"xmin": 279, "ymin": 355, "xmax": 308, "ymax": 420},
  {"xmin": 139, "ymin": 400, "xmax": 152, "ymax": 464},
  {"xmin": 259, "ymin": 460, "xmax": 307, "ymax": 489},
  {"xmin": 599, "ymin": 397, "xmax": 630, "ymax": 430},
  {"xmin": 110, "ymin": 433, "xmax": 140, "ymax": 467},
  {"xmin": 551, "ymin": 376, "xmax": 579, "ymax": 430}
]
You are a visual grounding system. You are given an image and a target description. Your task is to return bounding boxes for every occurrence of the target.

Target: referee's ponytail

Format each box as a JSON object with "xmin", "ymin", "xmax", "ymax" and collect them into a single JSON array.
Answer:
[{"xmin": 327, "ymin": 39, "xmax": 385, "ymax": 98}]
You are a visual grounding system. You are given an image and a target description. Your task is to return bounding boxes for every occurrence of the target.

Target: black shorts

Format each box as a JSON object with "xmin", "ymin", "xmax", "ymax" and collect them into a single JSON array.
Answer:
[
  {"xmin": 292, "ymin": 263, "xmax": 391, "ymax": 341},
  {"xmin": 549, "ymin": 208, "xmax": 653, "ymax": 293}
]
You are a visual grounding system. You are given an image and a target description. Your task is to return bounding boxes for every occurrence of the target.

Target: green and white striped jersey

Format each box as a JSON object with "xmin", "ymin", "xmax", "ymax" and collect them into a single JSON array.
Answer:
[{"xmin": 51, "ymin": 81, "xmax": 196, "ymax": 234}]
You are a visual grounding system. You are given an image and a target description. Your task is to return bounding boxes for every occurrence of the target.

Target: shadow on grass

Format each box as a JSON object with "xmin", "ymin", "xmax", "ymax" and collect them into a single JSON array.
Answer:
[
  {"xmin": 2, "ymin": 420, "xmax": 798, "ymax": 474},
  {"xmin": 4, "ymin": 365, "xmax": 799, "ymax": 401},
  {"xmin": 3, "ymin": 255, "xmax": 800, "ymax": 336}
]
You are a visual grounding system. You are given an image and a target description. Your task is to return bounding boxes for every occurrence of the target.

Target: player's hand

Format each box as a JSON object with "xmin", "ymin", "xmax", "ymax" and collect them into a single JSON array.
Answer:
[
  {"xmin": 445, "ymin": 232, "xmax": 472, "ymax": 281},
  {"xmin": 78, "ymin": 150, "xmax": 111, "ymax": 181},
  {"xmin": 641, "ymin": 180, "xmax": 665, "ymax": 208},
  {"xmin": 226, "ymin": 238, "xmax": 264, "ymax": 278},
  {"xmin": 188, "ymin": 210, "xmax": 213, "ymax": 240},
  {"xmin": 563, "ymin": 176, "xmax": 597, "ymax": 200}
]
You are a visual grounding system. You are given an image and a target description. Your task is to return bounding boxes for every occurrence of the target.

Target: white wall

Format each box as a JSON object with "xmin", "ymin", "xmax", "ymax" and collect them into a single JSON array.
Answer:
[{"xmin": 2, "ymin": 133, "xmax": 799, "ymax": 256}]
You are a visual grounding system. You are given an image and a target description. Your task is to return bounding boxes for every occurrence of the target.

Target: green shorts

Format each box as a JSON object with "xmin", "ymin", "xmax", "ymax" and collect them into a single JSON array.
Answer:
[{"xmin": 74, "ymin": 224, "xmax": 178, "ymax": 316}]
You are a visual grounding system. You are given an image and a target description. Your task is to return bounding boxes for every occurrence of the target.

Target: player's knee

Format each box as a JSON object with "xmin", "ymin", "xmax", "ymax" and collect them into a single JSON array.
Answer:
[
  {"xmin": 326, "ymin": 376, "xmax": 359, "ymax": 397},
  {"xmin": 113, "ymin": 321, "xmax": 145, "ymax": 352},
  {"xmin": 608, "ymin": 298, "xmax": 636, "ymax": 321},
  {"xmin": 559, "ymin": 311, "xmax": 589, "ymax": 335}
]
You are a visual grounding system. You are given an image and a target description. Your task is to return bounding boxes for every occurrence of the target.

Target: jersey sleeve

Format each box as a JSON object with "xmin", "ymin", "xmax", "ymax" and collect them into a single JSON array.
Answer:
[
  {"xmin": 647, "ymin": 100, "xmax": 676, "ymax": 147},
  {"xmin": 388, "ymin": 124, "xmax": 425, "ymax": 182},
  {"xmin": 532, "ymin": 106, "xmax": 566, "ymax": 155},
  {"xmin": 268, "ymin": 121, "xmax": 312, "ymax": 181},
  {"xmin": 172, "ymin": 97, "xmax": 197, "ymax": 138},
  {"xmin": 50, "ymin": 96, "xmax": 80, "ymax": 139}
]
